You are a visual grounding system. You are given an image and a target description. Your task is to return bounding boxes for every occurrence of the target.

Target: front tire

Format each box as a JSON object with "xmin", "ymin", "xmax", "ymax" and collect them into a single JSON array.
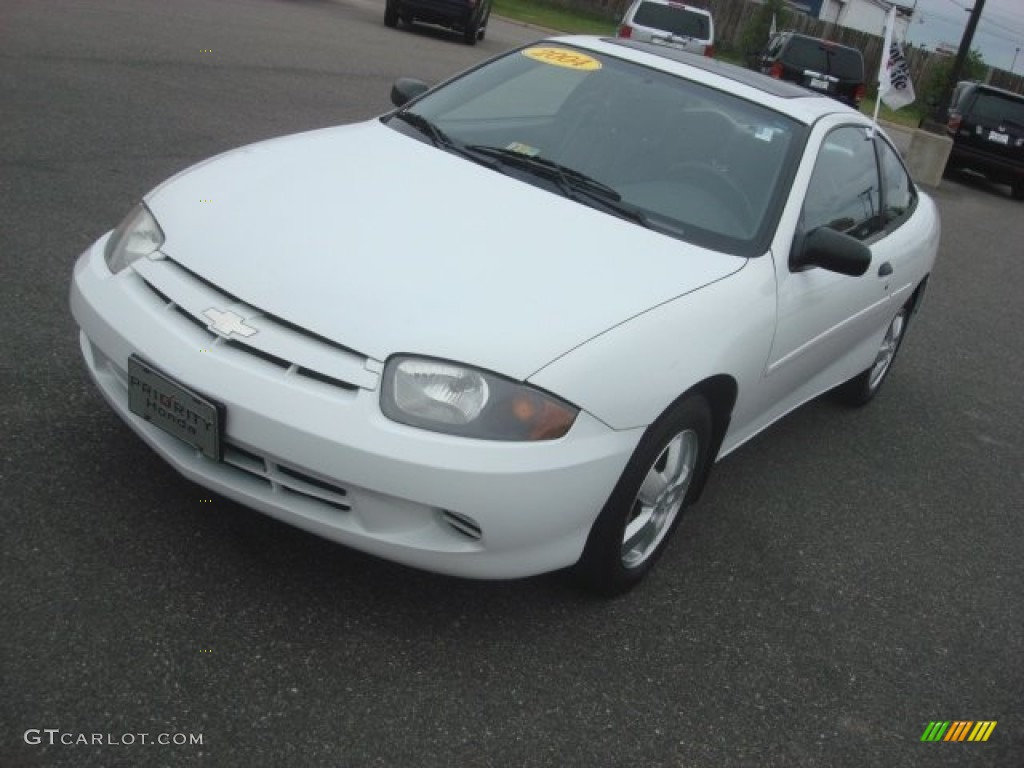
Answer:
[
  {"xmin": 384, "ymin": 1, "xmax": 399, "ymax": 27},
  {"xmin": 462, "ymin": 16, "xmax": 479, "ymax": 44},
  {"xmin": 835, "ymin": 303, "xmax": 909, "ymax": 406},
  {"xmin": 477, "ymin": 7, "xmax": 490, "ymax": 40},
  {"xmin": 575, "ymin": 396, "xmax": 712, "ymax": 596}
]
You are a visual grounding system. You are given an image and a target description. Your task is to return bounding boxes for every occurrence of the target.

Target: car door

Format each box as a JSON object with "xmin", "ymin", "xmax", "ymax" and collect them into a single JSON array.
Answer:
[{"xmin": 764, "ymin": 122, "xmax": 909, "ymax": 412}]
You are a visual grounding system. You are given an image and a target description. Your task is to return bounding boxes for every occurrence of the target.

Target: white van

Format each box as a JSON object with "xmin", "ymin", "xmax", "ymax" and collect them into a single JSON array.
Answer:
[{"xmin": 616, "ymin": 0, "xmax": 715, "ymax": 57}]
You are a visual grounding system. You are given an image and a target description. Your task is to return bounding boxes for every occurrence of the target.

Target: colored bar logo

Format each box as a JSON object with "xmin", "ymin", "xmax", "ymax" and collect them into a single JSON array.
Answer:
[{"xmin": 920, "ymin": 721, "xmax": 997, "ymax": 742}]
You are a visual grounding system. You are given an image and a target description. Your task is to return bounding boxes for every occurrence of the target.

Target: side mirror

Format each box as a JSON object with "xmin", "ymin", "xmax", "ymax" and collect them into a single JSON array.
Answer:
[
  {"xmin": 390, "ymin": 77, "xmax": 430, "ymax": 108},
  {"xmin": 790, "ymin": 226, "xmax": 871, "ymax": 276}
]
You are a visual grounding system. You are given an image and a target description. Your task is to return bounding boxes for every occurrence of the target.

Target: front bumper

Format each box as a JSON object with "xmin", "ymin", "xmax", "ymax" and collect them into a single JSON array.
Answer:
[{"xmin": 69, "ymin": 236, "xmax": 641, "ymax": 578}]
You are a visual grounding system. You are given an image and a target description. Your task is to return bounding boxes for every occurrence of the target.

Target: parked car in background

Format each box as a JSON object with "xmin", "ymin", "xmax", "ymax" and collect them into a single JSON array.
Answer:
[
  {"xmin": 384, "ymin": 0, "xmax": 491, "ymax": 45},
  {"xmin": 757, "ymin": 31, "xmax": 865, "ymax": 108},
  {"xmin": 70, "ymin": 37, "xmax": 939, "ymax": 595},
  {"xmin": 944, "ymin": 80, "xmax": 1024, "ymax": 200},
  {"xmin": 616, "ymin": 0, "xmax": 714, "ymax": 57}
]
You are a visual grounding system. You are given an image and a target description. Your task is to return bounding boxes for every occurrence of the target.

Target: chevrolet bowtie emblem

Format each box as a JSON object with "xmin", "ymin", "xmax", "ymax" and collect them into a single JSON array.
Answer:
[{"xmin": 202, "ymin": 308, "xmax": 258, "ymax": 338}]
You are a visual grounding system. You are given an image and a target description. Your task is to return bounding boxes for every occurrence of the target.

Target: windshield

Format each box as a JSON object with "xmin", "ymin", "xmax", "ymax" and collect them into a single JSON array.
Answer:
[
  {"xmin": 970, "ymin": 91, "xmax": 1024, "ymax": 129},
  {"xmin": 785, "ymin": 38, "xmax": 863, "ymax": 81},
  {"xmin": 387, "ymin": 44, "xmax": 804, "ymax": 257}
]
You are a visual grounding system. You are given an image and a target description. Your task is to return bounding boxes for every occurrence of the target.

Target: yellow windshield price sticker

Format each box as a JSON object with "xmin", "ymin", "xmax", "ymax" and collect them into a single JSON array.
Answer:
[{"xmin": 522, "ymin": 47, "xmax": 602, "ymax": 71}]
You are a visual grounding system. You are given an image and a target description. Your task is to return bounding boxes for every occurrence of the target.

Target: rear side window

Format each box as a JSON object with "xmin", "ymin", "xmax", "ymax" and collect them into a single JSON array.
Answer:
[
  {"xmin": 878, "ymin": 139, "xmax": 915, "ymax": 225},
  {"xmin": 632, "ymin": 3, "xmax": 710, "ymax": 38},
  {"xmin": 784, "ymin": 38, "xmax": 862, "ymax": 80},
  {"xmin": 968, "ymin": 92, "xmax": 1024, "ymax": 127},
  {"xmin": 951, "ymin": 83, "xmax": 968, "ymax": 108}
]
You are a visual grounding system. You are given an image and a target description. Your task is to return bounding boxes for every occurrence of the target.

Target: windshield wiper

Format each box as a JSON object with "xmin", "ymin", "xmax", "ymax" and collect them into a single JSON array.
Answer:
[
  {"xmin": 392, "ymin": 112, "xmax": 502, "ymax": 171},
  {"xmin": 385, "ymin": 129, "xmax": 650, "ymax": 228},
  {"xmin": 464, "ymin": 145, "xmax": 620, "ymax": 199},
  {"xmin": 462, "ymin": 145, "xmax": 650, "ymax": 227},
  {"xmin": 393, "ymin": 111, "xmax": 454, "ymax": 148}
]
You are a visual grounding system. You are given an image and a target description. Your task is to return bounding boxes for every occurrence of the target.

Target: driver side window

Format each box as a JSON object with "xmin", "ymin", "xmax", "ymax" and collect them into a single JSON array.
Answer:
[{"xmin": 803, "ymin": 126, "xmax": 882, "ymax": 241}]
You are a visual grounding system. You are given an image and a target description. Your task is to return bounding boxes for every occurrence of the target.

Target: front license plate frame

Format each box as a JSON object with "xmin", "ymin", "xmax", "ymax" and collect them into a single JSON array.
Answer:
[{"xmin": 128, "ymin": 356, "xmax": 224, "ymax": 461}]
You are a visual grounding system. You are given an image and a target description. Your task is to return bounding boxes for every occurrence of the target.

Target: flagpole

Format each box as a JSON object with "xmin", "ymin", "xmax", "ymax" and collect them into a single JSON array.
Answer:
[
  {"xmin": 872, "ymin": 4, "xmax": 897, "ymax": 138},
  {"xmin": 870, "ymin": 84, "xmax": 883, "ymax": 137}
]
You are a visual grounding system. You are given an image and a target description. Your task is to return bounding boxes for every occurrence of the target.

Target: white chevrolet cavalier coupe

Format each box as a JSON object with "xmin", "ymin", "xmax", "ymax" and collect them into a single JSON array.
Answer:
[{"xmin": 70, "ymin": 37, "xmax": 940, "ymax": 594}]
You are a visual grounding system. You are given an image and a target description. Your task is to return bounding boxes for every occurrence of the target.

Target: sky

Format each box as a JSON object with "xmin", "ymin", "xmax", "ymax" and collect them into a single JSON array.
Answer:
[{"xmin": 904, "ymin": 0, "xmax": 1024, "ymax": 74}]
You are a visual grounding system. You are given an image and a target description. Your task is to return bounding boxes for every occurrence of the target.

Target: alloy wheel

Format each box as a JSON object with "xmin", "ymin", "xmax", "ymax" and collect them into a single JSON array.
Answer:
[{"xmin": 621, "ymin": 429, "xmax": 699, "ymax": 569}]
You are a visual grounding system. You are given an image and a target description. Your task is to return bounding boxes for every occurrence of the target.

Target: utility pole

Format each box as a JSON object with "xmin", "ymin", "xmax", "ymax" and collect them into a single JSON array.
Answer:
[{"xmin": 929, "ymin": 0, "xmax": 987, "ymax": 125}]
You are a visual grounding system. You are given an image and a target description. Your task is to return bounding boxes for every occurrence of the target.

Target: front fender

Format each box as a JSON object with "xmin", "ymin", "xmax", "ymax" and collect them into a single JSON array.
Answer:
[{"xmin": 528, "ymin": 255, "xmax": 776, "ymax": 432}]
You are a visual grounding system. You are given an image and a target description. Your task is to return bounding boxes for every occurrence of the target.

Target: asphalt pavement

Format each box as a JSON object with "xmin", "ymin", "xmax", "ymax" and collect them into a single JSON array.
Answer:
[{"xmin": 1, "ymin": 1, "xmax": 1022, "ymax": 766}]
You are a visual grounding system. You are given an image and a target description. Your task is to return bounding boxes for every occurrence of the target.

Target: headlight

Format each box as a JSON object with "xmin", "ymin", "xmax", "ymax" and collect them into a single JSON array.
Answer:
[
  {"xmin": 104, "ymin": 203, "xmax": 165, "ymax": 273},
  {"xmin": 381, "ymin": 356, "xmax": 579, "ymax": 441}
]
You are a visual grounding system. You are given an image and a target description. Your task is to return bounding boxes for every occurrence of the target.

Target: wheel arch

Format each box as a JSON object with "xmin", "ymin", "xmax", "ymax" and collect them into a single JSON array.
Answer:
[
  {"xmin": 666, "ymin": 373, "xmax": 738, "ymax": 502},
  {"xmin": 908, "ymin": 274, "xmax": 930, "ymax": 319},
  {"xmin": 575, "ymin": 375, "xmax": 735, "ymax": 595}
]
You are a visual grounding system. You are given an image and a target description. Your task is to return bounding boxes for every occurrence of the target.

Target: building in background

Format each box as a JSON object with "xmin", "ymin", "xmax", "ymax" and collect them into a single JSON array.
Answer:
[{"xmin": 796, "ymin": 0, "xmax": 915, "ymax": 39}]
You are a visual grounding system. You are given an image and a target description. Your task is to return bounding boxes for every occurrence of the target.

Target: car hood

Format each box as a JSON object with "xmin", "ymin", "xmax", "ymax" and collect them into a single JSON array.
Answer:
[{"xmin": 146, "ymin": 120, "xmax": 744, "ymax": 381}]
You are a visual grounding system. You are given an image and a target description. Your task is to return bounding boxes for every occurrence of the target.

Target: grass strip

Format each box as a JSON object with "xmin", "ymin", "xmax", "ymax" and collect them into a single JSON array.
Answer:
[{"xmin": 493, "ymin": 0, "xmax": 616, "ymax": 35}]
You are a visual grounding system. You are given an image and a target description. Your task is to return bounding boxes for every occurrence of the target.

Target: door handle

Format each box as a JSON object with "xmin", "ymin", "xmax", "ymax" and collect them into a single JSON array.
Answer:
[{"xmin": 878, "ymin": 261, "xmax": 893, "ymax": 277}]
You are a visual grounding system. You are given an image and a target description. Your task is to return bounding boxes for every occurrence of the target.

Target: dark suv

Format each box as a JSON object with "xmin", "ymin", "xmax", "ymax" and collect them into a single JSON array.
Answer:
[
  {"xmin": 757, "ymin": 32, "xmax": 865, "ymax": 108},
  {"xmin": 384, "ymin": 0, "xmax": 491, "ymax": 45},
  {"xmin": 945, "ymin": 81, "xmax": 1024, "ymax": 200}
]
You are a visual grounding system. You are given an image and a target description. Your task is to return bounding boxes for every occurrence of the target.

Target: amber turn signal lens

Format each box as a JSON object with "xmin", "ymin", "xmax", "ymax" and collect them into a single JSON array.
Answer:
[{"xmin": 511, "ymin": 394, "xmax": 575, "ymax": 440}]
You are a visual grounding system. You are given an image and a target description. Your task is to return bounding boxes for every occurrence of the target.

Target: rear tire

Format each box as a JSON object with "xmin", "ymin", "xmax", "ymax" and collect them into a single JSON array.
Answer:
[
  {"xmin": 1012, "ymin": 181, "xmax": 1024, "ymax": 200},
  {"xmin": 384, "ymin": 1, "xmax": 398, "ymax": 27},
  {"xmin": 462, "ymin": 22, "xmax": 479, "ymax": 45},
  {"xmin": 575, "ymin": 396, "xmax": 712, "ymax": 596},
  {"xmin": 835, "ymin": 302, "xmax": 909, "ymax": 406}
]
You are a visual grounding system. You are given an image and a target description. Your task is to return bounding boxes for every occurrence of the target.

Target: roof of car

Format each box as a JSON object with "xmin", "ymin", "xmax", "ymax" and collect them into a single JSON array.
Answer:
[
  {"xmin": 612, "ymin": 38, "xmax": 809, "ymax": 97},
  {"xmin": 556, "ymin": 36, "xmax": 861, "ymax": 125},
  {"xmin": 774, "ymin": 31, "xmax": 863, "ymax": 54},
  {"xmin": 629, "ymin": 0, "xmax": 712, "ymax": 11},
  {"xmin": 957, "ymin": 80, "xmax": 1024, "ymax": 102}
]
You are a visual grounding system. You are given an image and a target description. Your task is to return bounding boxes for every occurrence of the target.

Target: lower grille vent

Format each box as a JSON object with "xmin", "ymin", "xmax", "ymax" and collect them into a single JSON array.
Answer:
[
  {"xmin": 440, "ymin": 510, "xmax": 483, "ymax": 541},
  {"xmin": 222, "ymin": 443, "xmax": 351, "ymax": 512}
]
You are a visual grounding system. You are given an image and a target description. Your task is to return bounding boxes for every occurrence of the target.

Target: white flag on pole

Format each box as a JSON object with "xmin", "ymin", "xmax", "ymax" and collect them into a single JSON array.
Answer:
[{"xmin": 878, "ymin": 6, "xmax": 916, "ymax": 111}]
